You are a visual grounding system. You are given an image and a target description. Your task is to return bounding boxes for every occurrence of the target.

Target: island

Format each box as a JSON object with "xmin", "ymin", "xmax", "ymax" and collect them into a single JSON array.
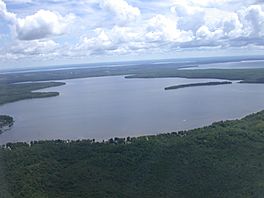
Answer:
[
  {"xmin": 0, "ymin": 115, "xmax": 14, "ymax": 134},
  {"xmin": 164, "ymin": 81, "xmax": 232, "ymax": 90}
]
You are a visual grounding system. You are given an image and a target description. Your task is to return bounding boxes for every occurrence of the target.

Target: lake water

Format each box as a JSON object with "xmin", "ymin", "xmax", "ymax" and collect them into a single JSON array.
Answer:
[{"xmin": 1, "ymin": 76, "xmax": 264, "ymax": 144}]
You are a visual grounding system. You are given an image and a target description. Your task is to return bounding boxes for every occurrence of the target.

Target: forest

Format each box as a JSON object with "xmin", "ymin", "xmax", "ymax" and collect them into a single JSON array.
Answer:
[
  {"xmin": 0, "ymin": 111, "xmax": 264, "ymax": 198},
  {"xmin": 0, "ymin": 82, "xmax": 65, "ymax": 105}
]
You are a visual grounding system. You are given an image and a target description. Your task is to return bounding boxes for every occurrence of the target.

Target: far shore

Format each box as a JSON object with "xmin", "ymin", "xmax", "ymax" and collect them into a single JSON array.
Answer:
[{"xmin": 165, "ymin": 81, "xmax": 232, "ymax": 90}]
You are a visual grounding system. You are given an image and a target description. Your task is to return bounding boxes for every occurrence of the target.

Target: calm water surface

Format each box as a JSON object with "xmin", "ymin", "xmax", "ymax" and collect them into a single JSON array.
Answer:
[{"xmin": 1, "ymin": 76, "xmax": 264, "ymax": 144}]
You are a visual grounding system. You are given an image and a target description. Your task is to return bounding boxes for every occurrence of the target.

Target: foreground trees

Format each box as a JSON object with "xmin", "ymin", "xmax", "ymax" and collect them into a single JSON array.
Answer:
[{"xmin": 1, "ymin": 111, "xmax": 264, "ymax": 197}]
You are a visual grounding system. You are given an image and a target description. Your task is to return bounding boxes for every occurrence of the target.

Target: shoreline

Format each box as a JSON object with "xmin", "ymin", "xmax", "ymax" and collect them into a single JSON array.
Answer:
[
  {"xmin": 0, "ymin": 108, "xmax": 263, "ymax": 145},
  {"xmin": 164, "ymin": 81, "xmax": 232, "ymax": 90}
]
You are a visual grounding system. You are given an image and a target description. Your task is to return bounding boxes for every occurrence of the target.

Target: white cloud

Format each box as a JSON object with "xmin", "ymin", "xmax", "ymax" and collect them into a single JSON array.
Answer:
[
  {"xmin": 1, "ymin": 0, "xmax": 264, "ymax": 65},
  {"xmin": 75, "ymin": 14, "xmax": 193, "ymax": 56},
  {"xmin": 0, "ymin": 39, "xmax": 60, "ymax": 61},
  {"xmin": 99, "ymin": 0, "xmax": 141, "ymax": 22},
  {"xmin": 61, "ymin": 0, "xmax": 264, "ymax": 58},
  {"xmin": 0, "ymin": 0, "xmax": 16, "ymax": 22},
  {"xmin": 16, "ymin": 10, "xmax": 74, "ymax": 40},
  {"xmin": 171, "ymin": 1, "xmax": 244, "ymax": 38},
  {"xmin": 77, "ymin": 28, "xmax": 115, "ymax": 55},
  {"xmin": 196, "ymin": 25, "xmax": 222, "ymax": 40},
  {"xmin": 204, "ymin": 9, "xmax": 243, "ymax": 38},
  {"xmin": 9, "ymin": 39, "xmax": 59, "ymax": 56},
  {"xmin": 145, "ymin": 14, "xmax": 193, "ymax": 43},
  {"xmin": 75, "ymin": 27, "xmax": 140, "ymax": 56},
  {"xmin": 0, "ymin": 0, "xmax": 74, "ymax": 40},
  {"xmin": 171, "ymin": 3, "xmax": 204, "ymax": 32},
  {"xmin": 239, "ymin": 5, "xmax": 264, "ymax": 37}
]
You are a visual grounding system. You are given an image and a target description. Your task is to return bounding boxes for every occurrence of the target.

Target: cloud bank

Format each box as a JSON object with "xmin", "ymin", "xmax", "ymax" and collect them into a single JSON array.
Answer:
[{"xmin": 0, "ymin": 0, "xmax": 264, "ymax": 66}]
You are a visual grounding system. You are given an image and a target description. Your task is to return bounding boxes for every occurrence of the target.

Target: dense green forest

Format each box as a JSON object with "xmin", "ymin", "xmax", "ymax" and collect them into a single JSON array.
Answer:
[
  {"xmin": 125, "ymin": 68, "xmax": 264, "ymax": 83},
  {"xmin": 164, "ymin": 81, "xmax": 232, "ymax": 90},
  {"xmin": 0, "ymin": 111, "xmax": 264, "ymax": 198},
  {"xmin": 0, "ymin": 82, "xmax": 65, "ymax": 105}
]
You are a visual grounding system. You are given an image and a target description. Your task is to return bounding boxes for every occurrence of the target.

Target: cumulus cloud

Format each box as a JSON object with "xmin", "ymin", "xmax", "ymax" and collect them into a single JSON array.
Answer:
[
  {"xmin": 72, "ymin": 0, "xmax": 264, "ymax": 57},
  {"xmin": 76, "ymin": 29, "xmax": 115, "ymax": 55},
  {"xmin": 171, "ymin": 3, "xmax": 204, "ymax": 32},
  {"xmin": 99, "ymin": 0, "xmax": 141, "ymax": 22},
  {"xmin": 145, "ymin": 15, "xmax": 193, "ymax": 43},
  {"xmin": 76, "ymin": 27, "xmax": 141, "ymax": 56},
  {"xmin": 75, "ymin": 14, "xmax": 193, "ymax": 56},
  {"xmin": 16, "ymin": 10, "xmax": 74, "ymax": 40},
  {"xmin": 1, "ymin": 0, "xmax": 264, "ymax": 64},
  {"xmin": 171, "ymin": 2, "xmax": 243, "ymax": 39},
  {"xmin": 0, "ymin": 0, "xmax": 74, "ymax": 40},
  {"xmin": 0, "ymin": 39, "xmax": 60, "ymax": 61},
  {"xmin": 239, "ymin": 5, "xmax": 264, "ymax": 37},
  {"xmin": 9, "ymin": 39, "xmax": 59, "ymax": 56},
  {"xmin": 0, "ymin": 0, "xmax": 16, "ymax": 22}
]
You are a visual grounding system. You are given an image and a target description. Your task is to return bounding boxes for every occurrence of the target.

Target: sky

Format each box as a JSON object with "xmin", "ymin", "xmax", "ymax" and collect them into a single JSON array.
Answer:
[{"xmin": 0, "ymin": 0, "xmax": 264, "ymax": 69}]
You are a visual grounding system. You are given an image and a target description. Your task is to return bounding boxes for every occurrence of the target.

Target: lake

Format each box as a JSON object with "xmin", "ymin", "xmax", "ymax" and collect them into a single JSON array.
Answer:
[{"xmin": 1, "ymin": 76, "xmax": 264, "ymax": 144}]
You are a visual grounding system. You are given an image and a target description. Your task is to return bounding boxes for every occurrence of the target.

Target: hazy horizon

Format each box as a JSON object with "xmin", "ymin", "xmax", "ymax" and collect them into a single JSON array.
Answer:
[{"xmin": 1, "ymin": 54, "xmax": 264, "ymax": 73}]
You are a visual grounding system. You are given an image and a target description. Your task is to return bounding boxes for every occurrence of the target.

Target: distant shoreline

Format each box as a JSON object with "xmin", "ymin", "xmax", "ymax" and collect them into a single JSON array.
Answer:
[
  {"xmin": 165, "ymin": 81, "xmax": 232, "ymax": 90},
  {"xmin": 1, "ymin": 55, "xmax": 264, "ymax": 75}
]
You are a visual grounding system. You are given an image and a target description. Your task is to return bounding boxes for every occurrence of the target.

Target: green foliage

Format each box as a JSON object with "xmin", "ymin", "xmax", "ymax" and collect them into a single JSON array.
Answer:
[
  {"xmin": 126, "ymin": 68, "xmax": 264, "ymax": 83},
  {"xmin": 1, "ymin": 111, "xmax": 264, "ymax": 197},
  {"xmin": 0, "ymin": 82, "xmax": 65, "ymax": 105}
]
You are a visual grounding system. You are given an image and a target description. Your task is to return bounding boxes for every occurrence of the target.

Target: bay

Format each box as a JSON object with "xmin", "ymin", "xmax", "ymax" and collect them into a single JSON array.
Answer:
[{"xmin": 1, "ymin": 76, "xmax": 264, "ymax": 144}]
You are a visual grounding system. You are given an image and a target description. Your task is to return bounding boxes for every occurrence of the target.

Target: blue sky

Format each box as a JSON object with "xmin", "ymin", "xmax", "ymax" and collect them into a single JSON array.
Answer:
[{"xmin": 0, "ymin": 0, "xmax": 264, "ymax": 69}]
